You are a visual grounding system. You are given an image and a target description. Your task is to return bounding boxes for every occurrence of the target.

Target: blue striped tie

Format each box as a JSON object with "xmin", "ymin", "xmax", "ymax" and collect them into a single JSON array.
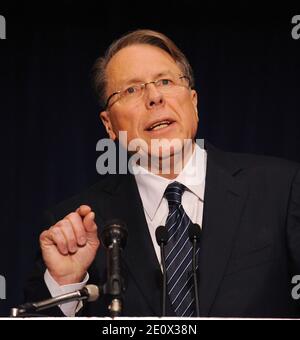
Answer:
[{"xmin": 164, "ymin": 182, "xmax": 198, "ymax": 317}]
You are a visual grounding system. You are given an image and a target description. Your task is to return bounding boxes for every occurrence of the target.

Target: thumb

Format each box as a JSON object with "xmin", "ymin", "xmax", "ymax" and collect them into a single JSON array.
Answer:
[{"xmin": 83, "ymin": 211, "xmax": 99, "ymax": 244}]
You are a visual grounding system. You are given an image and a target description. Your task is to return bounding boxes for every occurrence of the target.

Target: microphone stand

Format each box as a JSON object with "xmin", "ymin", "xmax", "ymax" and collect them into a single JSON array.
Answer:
[
  {"xmin": 160, "ymin": 242, "xmax": 167, "ymax": 316},
  {"xmin": 100, "ymin": 220, "xmax": 128, "ymax": 318},
  {"xmin": 189, "ymin": 223, "xmax": 201, "ymax": 317},
  {"xmin": 105, "ymin": 239, "xmax": 124, "ymax": 317},
  {"xmin": 191, "ymin": 237, "xmax": 200, "ymax": 317}
]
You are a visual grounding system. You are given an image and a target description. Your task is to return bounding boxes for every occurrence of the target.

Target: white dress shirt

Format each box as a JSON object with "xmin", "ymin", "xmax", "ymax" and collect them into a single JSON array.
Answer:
[
  {"xmin": 132, "ymin": 143, "xmax": 207, "ymax": 262},
  {"xmin": 45, "ymin": 143, "xmax": 207, "ymax": 316}
]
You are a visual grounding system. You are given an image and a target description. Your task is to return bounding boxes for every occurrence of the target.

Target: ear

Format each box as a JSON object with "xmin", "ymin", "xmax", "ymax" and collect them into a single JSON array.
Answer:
[
  {"xmin": 191, "ymin": 89, "xmax": 199, "ymax": 121},
  {"xmin": 99, "ymin": 110, "xmax": 117, "ymax": 140}
]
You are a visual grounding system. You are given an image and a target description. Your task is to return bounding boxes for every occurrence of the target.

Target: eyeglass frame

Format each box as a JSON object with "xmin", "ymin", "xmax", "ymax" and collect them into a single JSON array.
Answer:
[{"xmin": 104, "ymin": 75, "xmax": 191, "ymax": 110}]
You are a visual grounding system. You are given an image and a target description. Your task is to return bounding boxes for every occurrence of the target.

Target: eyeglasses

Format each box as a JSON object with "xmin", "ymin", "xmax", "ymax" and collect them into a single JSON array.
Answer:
[{"xmin": 104, "ymin": 75, "xmax": 190, "ymax": 110}]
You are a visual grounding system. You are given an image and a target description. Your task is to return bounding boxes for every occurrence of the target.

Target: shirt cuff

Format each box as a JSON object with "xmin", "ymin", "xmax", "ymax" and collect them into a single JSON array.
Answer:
[{"xmin": 44, "ymin": 269, "xmax": 89, "ymax": 317}]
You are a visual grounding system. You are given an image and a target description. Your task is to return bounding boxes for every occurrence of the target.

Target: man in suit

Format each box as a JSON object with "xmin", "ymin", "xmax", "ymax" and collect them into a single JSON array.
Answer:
[{"xmin": 25, "ymin": 29, "xmax": 300, "ymax": 317}]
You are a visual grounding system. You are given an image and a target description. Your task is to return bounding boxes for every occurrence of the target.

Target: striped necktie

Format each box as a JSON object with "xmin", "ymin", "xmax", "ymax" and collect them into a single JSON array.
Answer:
[{"xmin": 164, "ymin": 181, "xmax": 198, "ymax": 317}]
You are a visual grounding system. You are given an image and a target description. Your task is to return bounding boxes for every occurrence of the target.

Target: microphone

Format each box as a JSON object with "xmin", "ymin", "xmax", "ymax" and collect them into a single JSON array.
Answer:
[
  {"xmin": 100, "ymin": 219, "xmax": 128, "ymax": 317},
  {"xmin": 155, "ymin": 225, "xmax": 169, "ymax": 317},
  {"xmin": 188, "ymin": 223, "xmax": 201, "ymax": 317},
  {"xmin": 11, "ymin": 284, "xmax": 100, "ymax": 317}
]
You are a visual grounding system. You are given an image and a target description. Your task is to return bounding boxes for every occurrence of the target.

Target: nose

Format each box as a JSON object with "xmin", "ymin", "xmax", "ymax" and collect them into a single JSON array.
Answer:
[{"xmin": 144, "ymin": 83, "xmax": 165, "ymax": 109}]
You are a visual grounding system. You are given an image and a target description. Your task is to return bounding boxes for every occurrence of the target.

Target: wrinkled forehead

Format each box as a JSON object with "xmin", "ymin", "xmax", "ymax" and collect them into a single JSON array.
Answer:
[{"xmin": 105, "ymin": 44, "xmax": 182, "ymax": 92}]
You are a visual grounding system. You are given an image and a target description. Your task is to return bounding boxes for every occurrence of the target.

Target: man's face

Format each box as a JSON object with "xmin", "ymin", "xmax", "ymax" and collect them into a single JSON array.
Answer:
[{"xmin": 100, "ymin": 44, "xmax": 199, "ymax": 158}]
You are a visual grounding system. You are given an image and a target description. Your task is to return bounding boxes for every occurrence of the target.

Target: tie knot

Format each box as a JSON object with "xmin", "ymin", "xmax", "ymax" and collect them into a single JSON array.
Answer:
[{"xmin": 164, "ymin": 181, "xmax": 186, "ymax": 207}]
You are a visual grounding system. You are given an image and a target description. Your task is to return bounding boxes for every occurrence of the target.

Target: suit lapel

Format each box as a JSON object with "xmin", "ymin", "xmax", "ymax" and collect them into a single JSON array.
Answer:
[
  {"xmin": 199, "ymin": 146, "xmax": 249, "ymax": 316},
  {"xmin": 100, "ymin": 173, "xmax": 163, "ymax": 316}
]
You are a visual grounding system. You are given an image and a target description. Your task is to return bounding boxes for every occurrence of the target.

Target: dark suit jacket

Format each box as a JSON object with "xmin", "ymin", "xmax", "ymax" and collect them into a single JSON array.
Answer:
[{"xmin": 25, "ymin": 143, "xmax": 300, "ymax": 317}]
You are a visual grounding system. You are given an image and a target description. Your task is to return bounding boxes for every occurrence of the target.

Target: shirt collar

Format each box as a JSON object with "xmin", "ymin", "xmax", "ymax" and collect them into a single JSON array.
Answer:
[{"xmin": 132, "ymin": 143, "xmax": 207, "ymax": 220}]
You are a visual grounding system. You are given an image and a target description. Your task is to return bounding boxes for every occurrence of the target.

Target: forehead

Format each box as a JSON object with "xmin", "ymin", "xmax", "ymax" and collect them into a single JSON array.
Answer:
[{"xmin": 106, "ymin": 44, "xmax": 181, "ymax": 89}]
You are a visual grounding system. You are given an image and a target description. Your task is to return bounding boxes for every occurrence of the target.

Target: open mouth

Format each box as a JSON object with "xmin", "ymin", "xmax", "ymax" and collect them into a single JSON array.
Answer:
[{"xmin": 146, "ymin": 120, "xmax": 174, "ymax": 132}]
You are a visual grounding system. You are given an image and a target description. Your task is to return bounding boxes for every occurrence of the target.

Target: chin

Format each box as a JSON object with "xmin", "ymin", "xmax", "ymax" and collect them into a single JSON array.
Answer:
[{"xmin": 146, "ymin": 138, "xmax": 185, "ymax": 159}]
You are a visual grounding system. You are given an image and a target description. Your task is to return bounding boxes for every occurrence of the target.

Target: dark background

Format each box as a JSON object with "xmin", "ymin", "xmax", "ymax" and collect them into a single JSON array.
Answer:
[{"xmin": 0, "ymin": 1, "xmax": 299, "ymax": 316}]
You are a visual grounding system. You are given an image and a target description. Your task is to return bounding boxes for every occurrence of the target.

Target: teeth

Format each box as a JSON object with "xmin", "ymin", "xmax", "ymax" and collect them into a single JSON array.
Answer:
[
  {"xmin": 152, "ymin": 123, "xmax": 170, "ymax": 131},
  {"xmin": 149, "ymin": 120, "xmax": 171, "ymax": 130}
]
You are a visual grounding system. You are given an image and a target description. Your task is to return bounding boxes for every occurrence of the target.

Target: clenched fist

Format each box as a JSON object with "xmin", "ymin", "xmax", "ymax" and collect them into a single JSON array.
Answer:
[{"xmin": 40, "ymin": 205, "xmax": 100, "ymax": 285}]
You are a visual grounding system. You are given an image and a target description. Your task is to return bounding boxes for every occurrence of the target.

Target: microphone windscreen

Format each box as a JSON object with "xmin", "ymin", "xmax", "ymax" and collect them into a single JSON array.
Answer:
[
  {"xmin": 85, "ymin": 285, "xmax": 100, "ymax": 302},
  {"xmin": 188, "ymin": 223, "xmax": 202, "ymax": 242},
  {"xmin": 101, "ymin": 219, "xmax": 128, "ymax": 249},
  {"xmin": 155, "ymin": 226, "xmax": 169, "ymax": 246}
]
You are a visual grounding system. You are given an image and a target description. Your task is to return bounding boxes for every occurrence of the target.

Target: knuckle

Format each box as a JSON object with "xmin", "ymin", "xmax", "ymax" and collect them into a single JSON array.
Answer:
[
  {"xmin": 60, "ymin": 219, "xmax": 70, "ymax": 227},
  {"xmin": 54, "ymin": 220, "xmax": 64, "ymax": 228},
  {"xmin": 39, "ymin": 230, "xmax": 48, "ymax": 241},
  {"xmin": 67, "ymin": 212, "xmax": 79, "ymax": 220},
  {"xmin": 50, "ymin": 228, "xmax": 61, "ymax": 238}
]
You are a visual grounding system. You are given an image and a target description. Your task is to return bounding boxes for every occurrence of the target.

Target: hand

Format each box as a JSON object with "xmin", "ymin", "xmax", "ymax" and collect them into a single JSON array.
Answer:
[{"xmin": 40, "ymin": 205, "xmax": 100, "ymax": 285}]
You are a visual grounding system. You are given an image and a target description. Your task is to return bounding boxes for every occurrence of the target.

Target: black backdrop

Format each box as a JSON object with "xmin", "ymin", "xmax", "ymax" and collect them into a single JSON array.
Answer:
[{"xmin": 0, "ymin": 1, "xmax": 299, "ymax": 316}]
